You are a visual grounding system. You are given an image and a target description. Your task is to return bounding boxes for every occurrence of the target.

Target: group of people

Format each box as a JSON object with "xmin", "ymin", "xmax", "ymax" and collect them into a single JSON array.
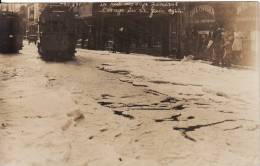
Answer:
[
  {"xmin": 207, "ymin": 24, "xmax": 244, "ymax": 67},
  {"xmin": 187, "ymin": 24, "xmax": 244, "ymax": 67},
  {"xmin": 207, "ymin": 25, "xmax": 243, "ymax": 67},
  {"xmin": 106, "ymin": 23, "xmax": 245, "ymax": 68}
]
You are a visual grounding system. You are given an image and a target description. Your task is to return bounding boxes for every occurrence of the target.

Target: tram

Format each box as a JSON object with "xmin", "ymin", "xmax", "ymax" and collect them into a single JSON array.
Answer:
[
  {"xmin": 0, "ymin": 11, "xmax": 23, "ymax": 53},
  {"xmin": 38, "ymin": 4, "xmax": 77, "ymax": 60}
]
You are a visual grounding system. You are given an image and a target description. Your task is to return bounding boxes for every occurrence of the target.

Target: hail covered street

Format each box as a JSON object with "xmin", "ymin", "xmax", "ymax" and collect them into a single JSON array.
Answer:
[{"xmin": 0, "ymin": 42, "xmax": 259, "ymax": 166}]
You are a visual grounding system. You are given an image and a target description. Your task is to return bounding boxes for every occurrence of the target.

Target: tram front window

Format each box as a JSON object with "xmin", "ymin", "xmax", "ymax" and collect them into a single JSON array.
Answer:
[{"xmin": 0, "ymin": 19, "xmax": 18, "ymax": 36}]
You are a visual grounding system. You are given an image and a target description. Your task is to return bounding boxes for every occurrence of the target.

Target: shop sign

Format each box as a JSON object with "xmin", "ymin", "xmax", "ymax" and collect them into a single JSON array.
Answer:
[
  {"xmin": 190, "ymin": 5, "xmax": 214, "ymax": 17},
  {"xmin": 96, "ymin": 2, "xmax": 184, "ymax": 17},
  {"xmin": 190, "ymin": 5, "xmax": 215, "ymax": 24}
]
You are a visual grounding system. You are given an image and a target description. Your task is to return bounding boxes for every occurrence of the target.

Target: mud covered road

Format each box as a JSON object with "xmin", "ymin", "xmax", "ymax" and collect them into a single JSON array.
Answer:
[{"xmin": 0, "ymin": 43, "xmax": 259, "ymax": 166}]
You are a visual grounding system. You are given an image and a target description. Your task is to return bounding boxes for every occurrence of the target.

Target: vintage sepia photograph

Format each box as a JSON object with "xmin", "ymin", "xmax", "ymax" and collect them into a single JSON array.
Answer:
[{"xmin": 0, "ymin": 1, "xmax": 259, "ymax": 166}]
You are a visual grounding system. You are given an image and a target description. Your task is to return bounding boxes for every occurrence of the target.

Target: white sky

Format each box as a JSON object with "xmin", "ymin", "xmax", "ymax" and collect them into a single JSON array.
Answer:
[{"xmin": 2, "ymin": 0, "xmax": 260, "ymax": 3}]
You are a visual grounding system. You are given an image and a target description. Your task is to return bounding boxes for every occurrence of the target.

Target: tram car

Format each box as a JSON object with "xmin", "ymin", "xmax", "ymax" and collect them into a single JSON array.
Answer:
[
  {"xmin": 38, "ymin": 4, "xmax": 77, "ymax": 60},
  {"xmin": 0, "ymin": 11, "xmax": 23, "ymax": 53}
]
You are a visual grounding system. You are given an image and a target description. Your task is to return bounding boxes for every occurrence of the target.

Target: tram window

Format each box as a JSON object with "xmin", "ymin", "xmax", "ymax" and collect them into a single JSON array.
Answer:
[
  {"xmin": 0, "ymin": 20, "xmax": 5, "ymax": 32},
  {"xmin": 8, "ymin": 19, "xmax": 18, "ymax": 33}
]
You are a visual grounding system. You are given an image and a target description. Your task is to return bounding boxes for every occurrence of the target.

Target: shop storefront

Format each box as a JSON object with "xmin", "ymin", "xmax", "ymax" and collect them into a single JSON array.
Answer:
[
  {"xmin": 74, "ymin": 4, "xmax": 96, "ymax": 50},
  {"xmin": 184, "ymin": 4, "xmax": 216, "ymax": 59},
  {"xmin": 91, "ymin": 2, "xmax": 185, "ymax": 57}
]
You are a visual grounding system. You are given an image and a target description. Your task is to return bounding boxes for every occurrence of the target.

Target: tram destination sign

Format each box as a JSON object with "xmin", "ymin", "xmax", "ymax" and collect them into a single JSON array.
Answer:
[{"xmin": 94, "ymin": 2, "xmax": 184, "ymax": 17}]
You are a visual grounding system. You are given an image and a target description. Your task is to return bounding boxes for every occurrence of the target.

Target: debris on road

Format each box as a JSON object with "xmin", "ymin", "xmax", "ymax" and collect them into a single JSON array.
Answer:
[
  {"xmin": 67, "ymin": 110, "xmax": 85, "ymax": 122},
  {"xmin": 61, "ymin": 119, "xmax": 73, "ymax": 131}
]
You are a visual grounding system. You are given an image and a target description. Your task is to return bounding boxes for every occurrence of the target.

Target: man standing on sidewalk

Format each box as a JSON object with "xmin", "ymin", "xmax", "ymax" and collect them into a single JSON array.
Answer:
[
  {"xmin": 223, "ymin": 29, "xmax": 234, "ymax": 67},
  {"xmin": 208, "ymin": 24, "xmax": 225, "ymax": 66}
]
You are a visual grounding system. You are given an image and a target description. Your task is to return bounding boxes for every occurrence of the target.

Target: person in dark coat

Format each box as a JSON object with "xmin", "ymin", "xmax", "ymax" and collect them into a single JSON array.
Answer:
[
  {"xmin": 191, "ymin": 27, "xmax": 199, "ymax": 57},
  {"xmin": 197, "ymin": 34, "xmax": 208, "ymax": 60},
  {"xmin": 116, "ymin": 26, "xmax": 131, "ymax": 54},
  {"xmin": 222, "ymin": 30, "xmax": 234, "ymax": 67},
  {"xmin": 210, "ymin": 24, "xmax": 225, "ymax": 66}
]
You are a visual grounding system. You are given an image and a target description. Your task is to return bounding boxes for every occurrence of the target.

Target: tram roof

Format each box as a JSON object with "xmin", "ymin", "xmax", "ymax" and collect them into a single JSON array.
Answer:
[{"xmin": 0, "ymin": 11, "xmax": 19, "ymax": 17}]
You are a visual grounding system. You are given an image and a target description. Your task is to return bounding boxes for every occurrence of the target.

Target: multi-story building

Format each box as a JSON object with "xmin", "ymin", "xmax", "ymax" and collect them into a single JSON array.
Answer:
[
  {"xmin": 87, "ymin": 2, "xmax": 188, "ymax": 57},
  {"xmin": 0, "ymin": 4, "xmax": 22, "ymax": 12},
  {"xmin": 26, "ymin": 4, "xmax": 46, "ymax": 37},
  {"xmin": 81, "ymin": 2, "xmax": 258, "ymax": 65},
  {"xmin": 67, "ymin": 3, "xmax": 94, "ymax": 48},
  {"xmin": 234, "ymin": 2, "xmax": 259, "ymax": 65},
  {"xmin": 4, "ymin": 2, "xmax": 256, "ymax": 65}
]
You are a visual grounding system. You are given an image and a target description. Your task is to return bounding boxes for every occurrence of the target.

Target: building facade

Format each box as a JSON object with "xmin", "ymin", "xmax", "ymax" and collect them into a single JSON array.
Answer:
[
  {"xmin": 89, "ymin": 2, "xmax": 185, "ymax": 57},
  {"xmin": 234, "ymin": 2, "xmax": 259, "ymax": 65},
  {"xmin": 0, "ymin": 4, "xmax": 21, "ymax": 12},
  {"xmin": 80, "ymin": 2, "xmax": 258, "ymax": 64},
  {"xmin": 2, "ymin": 3, "xmax": 257, "ymax": 65},
  {"xmin": 26, "ymin": 4, "xmax": 46, "ymax": 38}
]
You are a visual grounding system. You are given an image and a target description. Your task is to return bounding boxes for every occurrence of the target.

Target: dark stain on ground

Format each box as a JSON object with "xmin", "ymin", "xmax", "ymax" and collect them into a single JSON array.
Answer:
[
  {"xmin": 101, "ymin": 63, "xmax": 112, "ymax": 66},
  {"xmin": 219, "ymin": 110, "xmax": 234, "ymax": 114},
  {"xmin": 97, "ymin": 92, "xmax": 184, "ymax": 111},
  {"xmin": 98, "ymin": 67, "xmax": 130, "ymax": 75},
  {"xmin": 101, "ymin": 94, "xmax": 114, "ymax": 98},
  {"xmin": 155, "ymin": 115, "xmax": 195, "ymax": 123},
  {"xmin": 150, "ymin": 80, "xmax": 202, "ymax": 87},
  {"xmin": 115, "ymin": 133, "xmax": 122, "ymax": 138},
  {"xmin": 149, "ymin": 80, "xmax": 171, "ymax": 84},
  {"xmin": 97, "ymin": 101, "xmax": 113, "ymax": 106},
  {"xmin": 194, "ymin": 102, "xmax": 210, "ymax": 105},
  {"xmin": 1, "ymin": 123, "xmax": 10, "ymax": 129},
  {"xmin": 155, "ymin": 114, "xmax": 181, "ymax": 122},
  {"xmin": 126, "ymin": 103, "xmax": 150, "ymax": 107},
  {"xmin": 216, "ymin": 92, "xmax": 228, "ymax": 98},
  {"xmin": 187, "ymin": 116, "xmax": 195, "ymax": 119},
  {"xmin": 132, "ymin": 83, "xmax": 148, "ymax": 87},
  {"xmin": 24, "ymin": 115, "xmax": 43, "ymax": 119},
  {"xmin": 144, "ymin": 89, "xmax": 165, "ymax": 96},
  {"xmin": 173, "ymin": 119, "xmax": 236, "ymax": 142},
  {"xmin": 114, "ymin": 111, "xmax": 134, "ymax": 120},
  {"xmin": 173, "ymin": 103, "xmax": 185, "ymax": 110},
  {"xmin": 100, "ymin": 128, "xmax": 108, "ymax": 132},
  {"xmin": 0, "ymin": 98, "xmax": 5, "ymax": 103},
  {"xmin": 224, "ymin": 126, "xmax": 242, "ymax": 131},
  {"xmin": 160, "ymin": 96, "xmax": 179, "ymax": 103}
]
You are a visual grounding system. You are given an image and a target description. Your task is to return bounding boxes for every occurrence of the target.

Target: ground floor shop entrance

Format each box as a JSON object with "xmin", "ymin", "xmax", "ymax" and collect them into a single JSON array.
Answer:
[{"xmin": 92, "ymin": 14, "xmax": 183, "ymax": 58}]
